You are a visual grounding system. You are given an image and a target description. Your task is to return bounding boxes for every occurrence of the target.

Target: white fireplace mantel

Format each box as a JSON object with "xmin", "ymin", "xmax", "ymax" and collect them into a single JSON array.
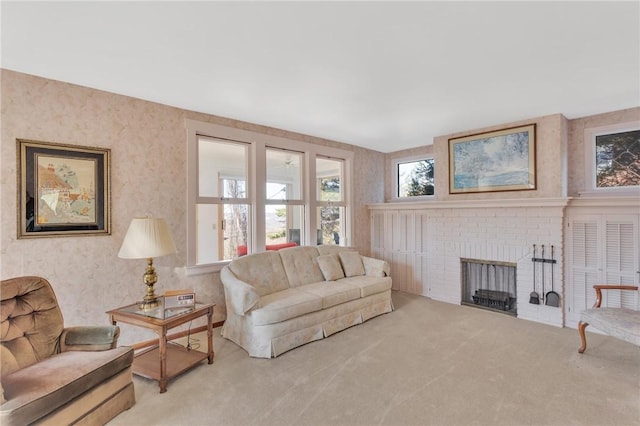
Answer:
[{"xmin": 368, "ymin": 197, "xmax": 573, "ymax": 211}]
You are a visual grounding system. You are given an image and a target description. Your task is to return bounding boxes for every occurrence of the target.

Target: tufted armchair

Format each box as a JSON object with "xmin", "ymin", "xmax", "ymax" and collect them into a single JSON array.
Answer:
[{"xmin": 1, "ymin": 276, "xmax": 135, "ymax": 425}]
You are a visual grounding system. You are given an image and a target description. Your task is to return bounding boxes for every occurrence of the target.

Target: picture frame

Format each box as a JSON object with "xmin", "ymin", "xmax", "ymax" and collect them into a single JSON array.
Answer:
[
  {"xmin": 17, "ymin": 139, "xmax": 111, "ymax": 238},
  {"xmin": 449, "ymin": 124, "xmax": 536, "ymax": 194}
]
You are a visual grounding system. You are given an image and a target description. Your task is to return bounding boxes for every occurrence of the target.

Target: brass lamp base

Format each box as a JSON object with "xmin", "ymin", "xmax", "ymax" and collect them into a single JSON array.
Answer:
[
  {"xmin": 139, "ymin": 298, "xmax": 160, "ymax": 311},
  {"xmin": 139, "ymin": 257, "xmax": 160, "ymax": 311}
]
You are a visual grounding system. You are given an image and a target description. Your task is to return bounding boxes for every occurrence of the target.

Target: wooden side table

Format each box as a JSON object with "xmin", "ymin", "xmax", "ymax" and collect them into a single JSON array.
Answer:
[{"xmin": 107, "ymin": 300, "xmax": 214, "ymax": 393}]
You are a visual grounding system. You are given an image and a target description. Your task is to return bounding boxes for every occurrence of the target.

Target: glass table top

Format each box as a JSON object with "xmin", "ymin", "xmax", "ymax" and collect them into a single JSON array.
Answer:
[{"xmin": 115, "ymin": 297, "xmax": 205, "ymax": 320}]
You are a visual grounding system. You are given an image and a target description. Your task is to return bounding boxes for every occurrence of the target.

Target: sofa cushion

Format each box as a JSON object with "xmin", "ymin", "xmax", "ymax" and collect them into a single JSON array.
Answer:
[
  {"xmin": 339, "ymin": 275, "xmax": 392, "ymax": 297},
  {"xmin": 339, "ymin": 251, "xmax": 365, "ymax": 277},
  {"xmin": 252, "ymin": 288, "xmax": 323, "ymax": 326},
  {"xmin": 317, "ymin": 255, "xmax": 345, "ymax": 281},
  {"xmin": 0, "ymin": 346, "xmax": 133, "ymax": 426},
  {"xmin": 316, "ymin": 245, "xmax": 352, "ymax": 256},
  {"xmin": 299, "ymin": 281, "xmax": 361, "ymax": 309},
  {"xmin": 228, "ymin": 251, "xmax": 290, "ymax": 296},
  {"xmin": 279, "ymin": 246, "xmax": 325, "ymax": 288}
]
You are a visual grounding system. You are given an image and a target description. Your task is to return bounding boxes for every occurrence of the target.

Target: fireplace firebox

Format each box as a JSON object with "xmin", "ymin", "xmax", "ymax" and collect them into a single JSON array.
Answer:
[{"xmin": 461, "ymin": 258, "xmax": 517, "ymax": 316}]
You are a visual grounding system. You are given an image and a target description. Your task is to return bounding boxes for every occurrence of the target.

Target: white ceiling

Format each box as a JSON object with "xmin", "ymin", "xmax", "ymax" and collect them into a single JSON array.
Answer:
[{"xmin": 2, "ymin": 1, "xmax": 638, "ymax": 153}]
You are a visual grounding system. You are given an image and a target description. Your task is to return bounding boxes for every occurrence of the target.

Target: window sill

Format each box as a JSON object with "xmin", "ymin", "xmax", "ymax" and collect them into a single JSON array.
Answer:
[
  {"xmin": 389, "ymin": 195, "xmax": 436, "ymax": 202},
  {"xmin": 576, "ymin": 188, "xmax": 640, "ymax": 200},
  {"xmin": 183, "ymin": 262, "xmax": 230, "ymax": 276}
]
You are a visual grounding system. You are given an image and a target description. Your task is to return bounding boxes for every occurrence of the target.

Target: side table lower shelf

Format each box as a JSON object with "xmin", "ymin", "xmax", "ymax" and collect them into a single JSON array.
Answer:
[
  {"xmin": 133, "ymin": 344, "xmax": 209, "ymax": 382},
  {"xmin": 107, "ymin": 301, "xmax": 214, "ymax": 393}
]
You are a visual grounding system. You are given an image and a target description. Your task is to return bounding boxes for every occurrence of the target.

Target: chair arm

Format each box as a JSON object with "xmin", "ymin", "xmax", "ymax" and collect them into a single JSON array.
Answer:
[
  {"xmin": 221, "ymin": 266, "xmax": 260, "ymax": 315},
  {"xmin": 592, "ymin": 285, "xmax": 639, "ymax": 308},
  {"xmin": 362, "ymin": 256, "xmax": 390, "ymax": 277},
  {"xmin": 60, "ymin": 325, "xmax": 120, "ymax": 352}
]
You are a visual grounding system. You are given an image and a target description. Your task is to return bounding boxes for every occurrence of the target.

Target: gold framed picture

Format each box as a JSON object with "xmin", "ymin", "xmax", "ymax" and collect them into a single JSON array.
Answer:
[{"xmin": 449, "ymin": 124, "xmax": 536, "ymax": 194}]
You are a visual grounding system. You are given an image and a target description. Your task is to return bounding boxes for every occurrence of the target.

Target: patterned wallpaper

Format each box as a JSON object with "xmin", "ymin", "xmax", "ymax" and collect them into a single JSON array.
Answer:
[
  {"xmin": 567, "ymin": 107, "xmax": 640, "ymax": 195},
  {"xmin": 0, "ymin": 70, "xmax": 385, "ymax": 345},
  {"xmin": 383, "ymin": 107, "xmax": 640, "ymax": 201}
]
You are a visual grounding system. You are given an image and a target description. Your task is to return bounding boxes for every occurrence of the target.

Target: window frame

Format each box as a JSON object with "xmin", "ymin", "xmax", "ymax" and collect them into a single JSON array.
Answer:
[
  {"xmin": 186, "ymin": 119, "xmax": 354, "ymax": 275},
  {"xmin": 392, "ymin": 154, "xmax": 435, "ymax": 201},
  {"xmin": 583, "ymin": 120, "xmax": 640, "ymax": 196}
]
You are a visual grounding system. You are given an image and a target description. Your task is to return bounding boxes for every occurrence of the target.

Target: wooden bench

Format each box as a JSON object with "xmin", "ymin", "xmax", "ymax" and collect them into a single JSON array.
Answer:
[{"xmin": 578, "ymin": 285, "xmax": 640, "ymax": 353}]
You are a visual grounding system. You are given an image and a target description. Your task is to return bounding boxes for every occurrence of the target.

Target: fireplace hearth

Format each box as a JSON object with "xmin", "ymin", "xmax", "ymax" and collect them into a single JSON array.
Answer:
[{"xmin": 461, "ymin": 258, "xmax": 517, "ymax": 316}]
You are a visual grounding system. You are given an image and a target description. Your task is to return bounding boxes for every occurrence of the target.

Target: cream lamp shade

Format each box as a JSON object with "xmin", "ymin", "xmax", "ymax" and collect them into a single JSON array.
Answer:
[
  {"xmin": 118, "ymin": 217, "xmax": 177, "ymax": 259},
  {"xmin": 119, "ymin": 216, "xmax": 177, "ymax": 310}
]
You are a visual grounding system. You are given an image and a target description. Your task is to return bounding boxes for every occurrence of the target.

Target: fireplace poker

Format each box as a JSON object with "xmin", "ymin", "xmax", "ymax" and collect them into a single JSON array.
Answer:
[
  {"xmin": 529, "ymin": 244, "xmax": 540, "ymax": 304},
  {"xmin": 541, "ymin": 245, "xmax": 545, "ymax": 303}
]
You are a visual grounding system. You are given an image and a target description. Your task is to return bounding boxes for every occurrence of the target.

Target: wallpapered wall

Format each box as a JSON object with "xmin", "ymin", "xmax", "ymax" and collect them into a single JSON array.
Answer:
[
  {"xmin": 434, "ymin": 114, "xmax": 568, "ymax": 200},
  {"xmin": 0, "ymin": 70, "xmax": 385, "ymax": 345},
  {"xmin": 384, "ymin": 107, "xmax": 639, "ymax": 201},
  {"xmin": 567, "ymin": 107, "xmax": 640, "ymax": 195}
]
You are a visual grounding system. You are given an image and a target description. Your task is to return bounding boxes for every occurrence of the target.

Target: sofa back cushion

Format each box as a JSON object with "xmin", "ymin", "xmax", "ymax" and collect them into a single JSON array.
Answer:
[
  {"xmin": 1, "ymin": 277, "xmax": 64, "ymax": 378},
  {"xmin": 316, "ymin": 245, "xmax": 353, "ymax": 257},
  {"xmin": 339, "ymin": 251, "xmax": 366, "ymax": 277},
  {"xmin": 316, "ymin": 254, "xmax": 345, "ymax": 281},
  {"xmin": 279, "ymin": 246, "xmax": 325, "ymax": 287},
  {"xmin": 228, "ymin": 251, "xmax": 290, "ymax": 296}
]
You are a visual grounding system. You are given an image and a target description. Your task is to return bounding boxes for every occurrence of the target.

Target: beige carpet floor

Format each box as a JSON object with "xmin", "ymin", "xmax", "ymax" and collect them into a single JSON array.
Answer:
[{"xmin": 109, "ymin": 291, "xmax": 639, "ymax": 426}]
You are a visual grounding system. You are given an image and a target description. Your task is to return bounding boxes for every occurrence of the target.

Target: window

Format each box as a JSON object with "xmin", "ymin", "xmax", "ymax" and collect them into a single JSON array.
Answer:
[
  {"xmin": 316, "ymin": 156, "xmax": 345, "ymax": 245},
  {"xmin": 196, "ymin": 136, "xmax": 249, "ymax": 264},
  {"xmin": 395, "ymin": 157, "xmax": 434, "ymax": 198},
  {"xmin": 186, "ymin": 120, "xmax": 353, "ymax": 274},
  {"xmin": 266, "ymin": 148, "xmax": 304, "ymax": 246},
  {"xmin": 584, "ymin": 122, "xmax": 640, "ymax": 193}
]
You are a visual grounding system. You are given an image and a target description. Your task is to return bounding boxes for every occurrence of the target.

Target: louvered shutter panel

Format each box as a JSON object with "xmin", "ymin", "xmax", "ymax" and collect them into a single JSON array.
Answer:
[
  {"xmin": 566, "ymin": 216, "xmax": 600, "ymax": 326},
  {"xmin": 604, "ymin": 219, "xmax": 639, "ymax": 310},
  {"xmin": 569, "ymin": 220, "xmax": 599, "ymax": 323}
]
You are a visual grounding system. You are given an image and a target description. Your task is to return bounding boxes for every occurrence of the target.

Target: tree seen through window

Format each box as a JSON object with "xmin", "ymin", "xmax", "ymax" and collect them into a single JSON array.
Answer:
[
  {"xmin": 398, "ymin": 159, "xmax": 434, "ymax": 197},
  {"xmin": 595, "ymin": 130, "xmax": 640, "ymax": 188}
]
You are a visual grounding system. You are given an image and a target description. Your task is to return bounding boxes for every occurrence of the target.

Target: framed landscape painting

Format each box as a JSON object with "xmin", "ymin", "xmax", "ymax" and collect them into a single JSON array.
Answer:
[
  {"xmin": 449, "ymin": 124, "xmax": 536, "ymax": 194},
  {"xmin": 17, "ymin": 139, "xmax": 111, "ymax": 238}
]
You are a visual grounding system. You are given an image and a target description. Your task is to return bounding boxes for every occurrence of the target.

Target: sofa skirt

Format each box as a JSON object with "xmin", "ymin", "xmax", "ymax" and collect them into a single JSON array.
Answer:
[{"xmin": 222, "ymin": 290, "xmax": 394, "ymax": 358}]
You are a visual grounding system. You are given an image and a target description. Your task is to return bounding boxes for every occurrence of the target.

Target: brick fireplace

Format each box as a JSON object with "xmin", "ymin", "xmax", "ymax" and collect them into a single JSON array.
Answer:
[{"xmin": 370, "ymin": 198, "xmax": 570, "ymax": 327}]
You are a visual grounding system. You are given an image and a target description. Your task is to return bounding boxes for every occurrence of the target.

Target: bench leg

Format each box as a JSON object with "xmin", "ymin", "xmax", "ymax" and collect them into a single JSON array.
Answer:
[{"xmin": 578, "ymin": 321, "xmax": 589, "ymax": 353}]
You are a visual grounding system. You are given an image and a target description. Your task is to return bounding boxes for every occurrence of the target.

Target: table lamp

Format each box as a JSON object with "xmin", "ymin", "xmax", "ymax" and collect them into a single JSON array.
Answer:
[{"xmin": 118, "ymin": 216, "xmax": 177, "ymax": 310}]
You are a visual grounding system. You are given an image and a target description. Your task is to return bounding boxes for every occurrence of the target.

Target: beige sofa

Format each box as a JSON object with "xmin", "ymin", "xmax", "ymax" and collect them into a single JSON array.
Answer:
[
  {"xmin": 221, "ymin": 246, "xmax": 394, "ymax": 358},
  {"xmin": 1, "ymin": 276, "xmax": 135, "ymax": 425}
]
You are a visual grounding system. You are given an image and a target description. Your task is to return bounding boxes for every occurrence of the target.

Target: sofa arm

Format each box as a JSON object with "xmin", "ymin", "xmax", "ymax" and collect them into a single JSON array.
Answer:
[
  {"xmin": 362, "ymin": 256, "xmax": 390, "ymax": 277},
  {"xmin": 60, "ymin": 326, "xmax": 120, "ymax": 352},
  {"xmin": 221, "ymin": 266, "xmax": 260, "ymax": 315}
]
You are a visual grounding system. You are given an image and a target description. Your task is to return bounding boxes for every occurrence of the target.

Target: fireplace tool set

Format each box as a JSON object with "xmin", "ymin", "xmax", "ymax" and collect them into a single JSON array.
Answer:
[{"xmin": 530, "ymin": 244, "xmax": 559, "ymax": 307}]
